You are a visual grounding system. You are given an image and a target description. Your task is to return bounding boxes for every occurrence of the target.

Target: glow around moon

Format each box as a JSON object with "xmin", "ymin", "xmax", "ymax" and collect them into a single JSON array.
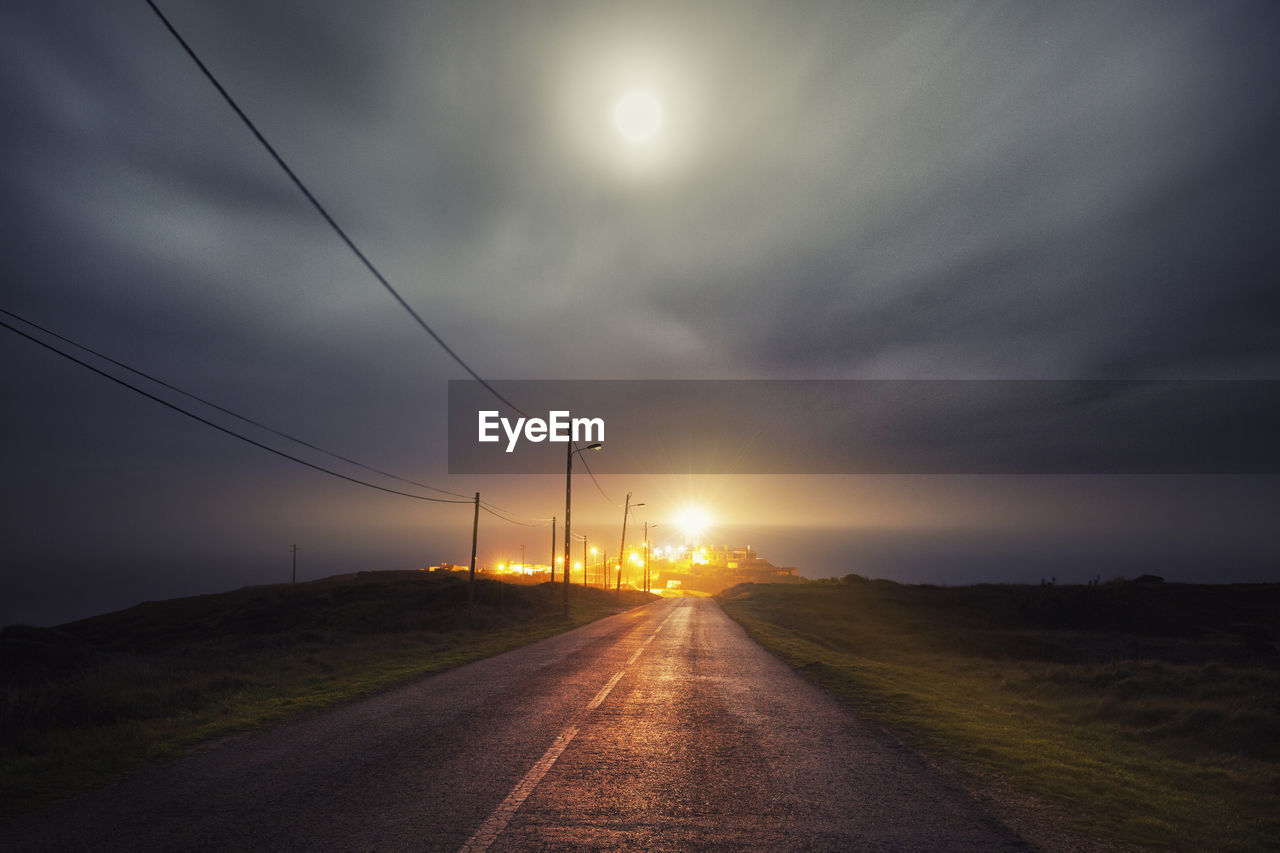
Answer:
[
  {"xmin": 612, "ymin": 91, "xmax": 663, "ymax": 142},
  {"xmin": 554, "ymin": 40, "xmax": 698, "ymax": 179}
]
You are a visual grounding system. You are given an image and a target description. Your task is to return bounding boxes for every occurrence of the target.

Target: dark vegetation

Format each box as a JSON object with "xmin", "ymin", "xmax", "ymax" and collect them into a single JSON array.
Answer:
[
  {"xmin": 827, "ymin": 574, "xmax": 1280, "ymax": 668},
  {"xmin": 1, "ymin": 570, "xmax": 652, "ymax": 818},
  {"xmin": 719, "ymin": 577, "xmax": 1280, "ymax": 853}
]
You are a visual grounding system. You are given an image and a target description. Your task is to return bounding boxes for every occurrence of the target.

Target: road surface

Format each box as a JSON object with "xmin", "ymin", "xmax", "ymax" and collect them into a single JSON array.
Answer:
[{"xmin": 1, "ymin": 597, "xmax": 1029, "ymax": 851}]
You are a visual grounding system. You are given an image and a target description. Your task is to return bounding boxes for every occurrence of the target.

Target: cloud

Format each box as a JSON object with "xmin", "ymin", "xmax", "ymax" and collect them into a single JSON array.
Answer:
[{"xmin": 2, "ymin": 1, "xmax": 1278, "ymax": 623}]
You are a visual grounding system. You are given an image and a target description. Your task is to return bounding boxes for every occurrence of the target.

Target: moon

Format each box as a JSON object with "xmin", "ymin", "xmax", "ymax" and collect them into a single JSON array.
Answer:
[{"xmin": 612, "ymin": 91, "xmax": 663, "ymax": 142}]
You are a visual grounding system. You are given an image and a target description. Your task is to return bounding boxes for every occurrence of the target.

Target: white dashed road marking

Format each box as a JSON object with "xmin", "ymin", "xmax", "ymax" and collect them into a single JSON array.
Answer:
[{"xmin": 457, "ymin": 605, "xmax": 680, "ymax": 853}]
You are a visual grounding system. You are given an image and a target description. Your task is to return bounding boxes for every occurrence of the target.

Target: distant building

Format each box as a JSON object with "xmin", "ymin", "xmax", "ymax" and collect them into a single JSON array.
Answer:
[{"xmin": 652, "ymin": 545, "xmax": 799, "ymax": 594}]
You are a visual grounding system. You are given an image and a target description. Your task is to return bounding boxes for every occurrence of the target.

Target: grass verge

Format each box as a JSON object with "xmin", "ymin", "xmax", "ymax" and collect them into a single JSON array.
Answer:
[
  {"xmin": 1, "ymin": 570, "xmax": 652, "ymax": 820},
  {"xmin": 718, "ymin": 578, "xmax": 1280, "ymax": 853}
]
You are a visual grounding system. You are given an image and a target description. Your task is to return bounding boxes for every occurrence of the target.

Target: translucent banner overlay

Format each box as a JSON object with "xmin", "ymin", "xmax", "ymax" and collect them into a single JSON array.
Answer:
[{"xmin": 448, "ymin": 380, "xmax": 1280, "ymax": 475}]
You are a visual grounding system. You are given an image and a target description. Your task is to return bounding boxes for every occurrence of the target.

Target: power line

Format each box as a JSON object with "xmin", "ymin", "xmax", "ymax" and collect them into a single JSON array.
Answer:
[
  {"xmin": 475, "ymin": 495, "xmax": 528, "ymax": 516},
  {"xmin": 3, "ymin": 308, "xmax": 589, "ymax": 527},
  {"xmin": 479, "ymin": 504, "xmax": 553, "ymax": 526},
  {"xmin": 576, "ymin": 446, "xmax": 620, "ymax": 507},
  {"xmin": 478, "ymin": 504, "xmax": 544, "ymax": 527},
  {"xmin": 142, "ymin": 0, "xmax": 527, "ymax": 419},
  {"xmin": 1, "ymin": 315, "xmax": 472, "ymax": 505},
  {"xmin": 140, "ymin": 2, "xmax": 616, "ymax": 517},
  {"xmin": 0, "ymin": 307, "xmax": 473, "ymax": 501}
]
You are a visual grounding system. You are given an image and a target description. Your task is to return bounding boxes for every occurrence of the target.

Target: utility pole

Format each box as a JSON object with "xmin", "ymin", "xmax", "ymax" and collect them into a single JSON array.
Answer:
[
  {"xmin": 616, "ymin": 492, "xmax": 630, "ymax": 592},
  {"xmin": 550, "ymin": 517, "xmax": 556, "ymax": 582},
  {"xmin": 561, "ymin": 446, "xmax": 575, "ymax": 617},
  {"xmin": 615, "ymin": 493, "xmax": 644, "ymax": 593},
  {"xmin": 521, "ymin": 543, "xmax": 525, "ymax": 572},
  {"xmin": 563, "ymin": 442, "xmax": 602, "ymax": 619},
  {"xmin": 468, "ymin": 492, "xmax": 479, "ymax": 611},
  {"xmin": 643, "ymin": 522, "xmax": 658, "ymax": 593},
  {"xmin": 291, "ymin": 544, "xmax": 297, "ymax": 584},
  {"xmin": 583, "ymin": 536, "xmax": 588, "ymax": 589}
]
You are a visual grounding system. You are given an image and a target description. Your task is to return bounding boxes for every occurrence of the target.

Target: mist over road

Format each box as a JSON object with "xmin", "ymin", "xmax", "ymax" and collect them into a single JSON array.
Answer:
[{"xmin": 1, "ymin": 597, "xmax": 1027, "ymax": 851}]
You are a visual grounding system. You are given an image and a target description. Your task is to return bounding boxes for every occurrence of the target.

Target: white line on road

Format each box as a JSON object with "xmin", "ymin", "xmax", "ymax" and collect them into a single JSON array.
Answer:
[
  {"xmin": 457, "ymin": 604, "xmax": 682, "ymax": 853},
  {"xmin": 586, "ymin": 668, "xmax": 625, "ymax": 711},
  {"xmin": 456, "ymin": 725, "xmax": 580, "ymax": 853}
]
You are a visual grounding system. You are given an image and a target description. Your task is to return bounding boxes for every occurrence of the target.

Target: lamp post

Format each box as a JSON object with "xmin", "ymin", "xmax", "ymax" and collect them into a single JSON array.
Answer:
[
  {"xmin": 564, "ymin": 441, "xmax": 603, "ymax": 619},
  {"xmin": 644, "ymin": 521, "xmax": 658, "ymax": 593},
  {"xmin": 568, "ymin": 532, "xmax": 587, "ymax": 588},
  {"xmin": 616, "ymin": 494, "xmax": 645, "ymax": 593}
]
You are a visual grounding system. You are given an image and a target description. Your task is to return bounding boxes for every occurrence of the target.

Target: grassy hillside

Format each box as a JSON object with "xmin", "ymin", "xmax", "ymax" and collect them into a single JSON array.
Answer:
[
  {"xmin": 1, "ymin": 570, "xmax": 653, "ymax": 819},
  {"xmin": 718, "ymin": 578, "xmax": 1280, "ymax": 853}
]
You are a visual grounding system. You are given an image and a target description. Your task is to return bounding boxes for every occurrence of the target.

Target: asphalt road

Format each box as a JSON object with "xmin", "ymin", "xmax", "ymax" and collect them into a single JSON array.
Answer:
[{"xmin": 1, "ymin": 597, "xmax": 1029, "ymax": 851}]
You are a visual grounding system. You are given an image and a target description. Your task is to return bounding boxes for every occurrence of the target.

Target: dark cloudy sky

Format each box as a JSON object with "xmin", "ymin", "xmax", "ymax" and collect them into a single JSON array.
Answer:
[{"xmin": 3, "ymin": 1, "xmax": 1278, "ymax": 626}]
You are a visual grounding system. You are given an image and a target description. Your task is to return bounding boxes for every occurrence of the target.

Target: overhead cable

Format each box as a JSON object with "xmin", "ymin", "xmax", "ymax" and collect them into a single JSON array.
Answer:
[
  {"xmin": 576, "ymin": 447, "xmax": 619, "ymax": 507},
  {"xmin": 1, "ymin": 316, "xmax": 471, "ymax": 504},
  {"xmin": 142, "ymin": 0, "xmax": 527, "ymax": 418},
  {"xmin": 0, "ymin": 307, "xmax": 473, "ymax": 500},
  {"xmin": 4, "ymin": 309, "xmax": 574, "ymax": 526},
  {"xmin": 478, "ymin": 504, "xmax": 546, "ymax": 527}
]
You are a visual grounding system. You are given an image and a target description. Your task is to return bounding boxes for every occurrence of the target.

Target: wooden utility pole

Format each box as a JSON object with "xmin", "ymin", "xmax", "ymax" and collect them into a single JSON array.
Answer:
[
  {"xmin": 291, "ymin": 544, "xmax": 297, "ymax": 584},
  {"xmin": 550, "ymin": 517, "xmax": 556, "ymax": 582},
  {"xmin": 468, "ymin": 492, "xmax": 479, "ymax": 611},
  {"xmin": 643, "ymin": 522, "xmax": 650, "ymax": 593},
  {"xmin": 616, "ymin": 492, "xmax": 631, "ymax": 592},
  {"xmin": 563, "ymin": 445, "xmax": 572, "ymax": 620}
]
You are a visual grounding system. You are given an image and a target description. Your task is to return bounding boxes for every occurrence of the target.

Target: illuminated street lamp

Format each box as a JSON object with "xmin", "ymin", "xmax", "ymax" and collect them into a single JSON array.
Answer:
[
  {"xmin": 644, "ymin": 521, "xmax": 659, "ymax": 593},
  {"xmin": 616, "ymin": 494, "xmax": 645, "ymax": 592},
  {"xmin": 564, "ymin": 441, "xmax": 603, "ymax": 618},
  {"xmin": 569, "ymin": 532, "xmax": 587, "ymax": 588}
]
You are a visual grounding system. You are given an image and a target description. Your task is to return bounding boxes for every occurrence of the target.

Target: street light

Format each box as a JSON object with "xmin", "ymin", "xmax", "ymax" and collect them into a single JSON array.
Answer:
[
  {"xmin": 569, "ymin": 532, "xmax": 588, "ymax": 588},
  {"xmin": 616, "ymin": 494, "xmax": 645, "ymax": 593},
  {"xmin": 564, "ymin": 441, "xmax": 603, "ymax": 619},
  {"xmin": 644, "ymin": 521, "xmax": 659, "ymax": 593}
]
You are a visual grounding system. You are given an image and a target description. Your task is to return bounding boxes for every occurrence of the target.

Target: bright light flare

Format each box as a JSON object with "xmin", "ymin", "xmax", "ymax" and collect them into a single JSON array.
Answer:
[
  {"xmin": 674, "ymin": 506, "xmax": 711, "ymax": 542},
  {"xmin": 613, "ymin": 91, "xmax": 662, "ymax": 142}
]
